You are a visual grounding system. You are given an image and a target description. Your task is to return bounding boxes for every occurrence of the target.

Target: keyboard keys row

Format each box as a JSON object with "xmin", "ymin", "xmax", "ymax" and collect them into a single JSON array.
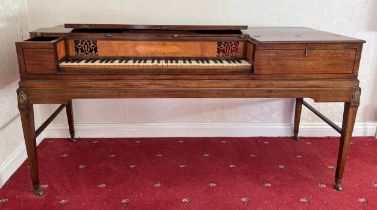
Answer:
[{"xmin": 61, "ymin": 58, "xmax": 250, "ymax": 67}]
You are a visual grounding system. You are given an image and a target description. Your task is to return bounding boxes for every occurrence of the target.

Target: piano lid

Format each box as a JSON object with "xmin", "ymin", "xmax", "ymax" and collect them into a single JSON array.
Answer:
[{"xmin": 64, "ymin": 23, "xmax": 248, "ymax": 31}]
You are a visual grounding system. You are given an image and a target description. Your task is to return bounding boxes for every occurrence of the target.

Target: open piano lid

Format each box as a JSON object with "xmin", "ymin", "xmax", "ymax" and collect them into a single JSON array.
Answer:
[
  {"xmin": 64, "ymin": 23, "xmax": 248, "ymax": 31},
  {"xmin": 30, "ymin": 24, "xmax": 249, "ymax": 37}
]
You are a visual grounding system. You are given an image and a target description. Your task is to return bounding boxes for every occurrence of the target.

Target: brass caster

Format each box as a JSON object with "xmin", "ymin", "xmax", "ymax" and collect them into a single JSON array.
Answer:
[
  {"xmin": 33, "ymin": 186, "xmax": 44, "ymax": 196},
  {"xmin": 70, "ymin": 138, "xmax": 78, "ymax": 142},
  {"xmin": 69, "ymin": 131, "xmax": 76, "ymax": 142},
  {"xmin": 334, "ymin": 183, "xmax": 343, "ymax": 191}
]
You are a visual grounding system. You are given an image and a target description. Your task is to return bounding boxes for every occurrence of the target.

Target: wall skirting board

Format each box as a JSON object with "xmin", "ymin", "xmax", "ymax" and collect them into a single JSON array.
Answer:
[
  {"xmin": 44, "ymin": 122, "xmax": 377, "ymax": 138},
  {"xmin": 0, "ymin": 135, "xmax": 44, "ymax": 188},
  {"xmin": 1, "ymin": 122, "xmax": 376, "ymax": 187}
]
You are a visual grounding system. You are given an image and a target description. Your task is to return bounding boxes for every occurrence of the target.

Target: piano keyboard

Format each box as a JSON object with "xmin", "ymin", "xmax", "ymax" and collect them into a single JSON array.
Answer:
[{"xmin": 60, "ymin": 58, "xmax": 252, "ymax": 71}]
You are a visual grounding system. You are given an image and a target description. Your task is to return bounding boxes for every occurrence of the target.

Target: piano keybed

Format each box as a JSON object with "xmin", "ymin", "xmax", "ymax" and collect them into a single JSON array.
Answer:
[
  {"xmin": 59, "ymin": 58, "xmax": 252, "ymax": 74},
  {"xmin": 59, "ymin": 58, "xmax": 252, "ymax": 73}
]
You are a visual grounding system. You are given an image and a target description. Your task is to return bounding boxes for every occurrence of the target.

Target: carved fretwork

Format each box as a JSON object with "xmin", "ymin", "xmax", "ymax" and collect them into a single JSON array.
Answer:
[
  {"xmin": 217, "ymin": 42, "xmax": 239, "ymax": 58},
  {"xmin": 74, "ymin": 40, "xmax": 98, "ymax": 56}
]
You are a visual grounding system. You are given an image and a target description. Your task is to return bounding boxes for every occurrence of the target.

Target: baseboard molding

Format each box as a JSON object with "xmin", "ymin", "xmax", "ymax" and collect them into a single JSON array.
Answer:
[
  {"xmin": 44, "ymin": 122, "xmax": 377, "ymax": 138},
  {"xmin": 0, "ymin": 135, "xmax": 44, "ymax": 188}
]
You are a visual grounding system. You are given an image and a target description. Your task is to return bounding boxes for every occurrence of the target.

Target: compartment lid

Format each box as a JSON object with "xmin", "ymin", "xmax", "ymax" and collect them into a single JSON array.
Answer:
[{"xmin": 246, "ymin": 27, "xmax": 365, "ymax": 43}]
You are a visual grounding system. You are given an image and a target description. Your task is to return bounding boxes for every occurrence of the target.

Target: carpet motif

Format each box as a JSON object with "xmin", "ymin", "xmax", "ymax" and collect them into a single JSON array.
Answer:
[{"xmin": 0, "ymin": 137, "xmax": 376, "ymax": 209}]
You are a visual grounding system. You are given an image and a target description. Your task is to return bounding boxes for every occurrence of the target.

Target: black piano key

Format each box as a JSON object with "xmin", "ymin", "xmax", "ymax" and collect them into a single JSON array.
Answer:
[
  {"xmin": 218, "ymin": 59, "xmax": 224, "ymax": 64},
  {"xmin": 183, "ymin": 60, "xmax": 187, "ymax": 64},
  {"xmin": 133, "ymin": 59, "xmax": 138, "ymax": 64},
  {"xmin": 231, "ymin": 59, "xmax": 237, "ymax": 64},
  {"xmin": 124, "ymin": 59, "xmax": 129, "ymax": 63},
  {"xmin": 213, "ymin": 59, "xmax": 219, "ymax": 64},
  {"xmin": 157, "ymin": 59, "xmax": 161, "ymax": 64},
  {"xmin": 205, "ymin": 59, "xmax": 210, "ymax": 64},
  {"xmin": 105, "ymin": 59, "xmax": 111, "ymax": 63},
  {"xmin": 138, "ymin": 59, "xmax": 143, "ymax": 64},
  {"xmin": 225, "ymin": 59, "xmax": 231, "ymax": 64},
  {"xmin": 143, "ymin": 59, "xmax": 147, "ymax": 63},
  {"xmin": 236, "ymin": 59, "xmax": 242, "ymax": 64},
  {"xmin": 165, "ymin": 60, "xmax": 168, "ymax": 64},
  {"xmin": 85, "ymin": 59, "xmax": 91, "ymax": 63},
  {"xmin": 175, "ymin": 59, "xmax": 178, "ymax": 64},
  {"xmin": 100, "ymin": 59, "xmax": 105, "ymax": 63},
  {"xmin": 110, "ymin": 59, "xmax": 115, "ymax": 63},
  {"xmin": 91, "ymin": 59, "xmax": 97, "ymax": 63},
  {"xmin": 188, "ymin": 59, "xmax": 192, "ymax": 64},
  {"xmin": 151, "ymin": 59, "xmax": 155, "ymax": 63}
]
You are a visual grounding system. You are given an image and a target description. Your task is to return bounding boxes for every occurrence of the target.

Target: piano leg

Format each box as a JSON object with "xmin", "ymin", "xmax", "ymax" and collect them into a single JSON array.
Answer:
[
  {"xmin": 334, "ymin": 102, "xmax": 358, "ymax": 191},
  {"xmin": 66, "ymin": 100, "xmax": 76, "ymax": 142},
  {"xmin": 293, "ymin": 98, "xmax": 303, "ymax": 140},
  {"xmin": 17, "ymin": 91, "xmax": 43, "ymax": 196}
]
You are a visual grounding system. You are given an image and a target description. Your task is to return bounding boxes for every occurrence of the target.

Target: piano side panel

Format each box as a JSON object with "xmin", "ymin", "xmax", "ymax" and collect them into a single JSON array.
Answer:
[
  {"xmin": 352, "ymin": 44, "xmax": 363, "ymax": 77},
  {"xmin": 67, "ymin": 40, "xmax": 245, "ymax": 58},
  {"xmin": 23, "ymin": 49, "xmax": 57, "ymax": 74},
  {"xmin": 253, "ymin": 43, "xmax": 361, "ymax": 76},
  {"xmin": 16, "ymin": 37, "xmax": 63, "ymax": 75},
  {"xmin": 246, "ymin": 41, "xmax": 255, "ymax": 62},
  {"xmin": 56, "ymin": 39, "xmax": 67, "ymax": 61},
  {"xmin": 254, "ymin": 49, "xmax": 356, "ymax": 74}
]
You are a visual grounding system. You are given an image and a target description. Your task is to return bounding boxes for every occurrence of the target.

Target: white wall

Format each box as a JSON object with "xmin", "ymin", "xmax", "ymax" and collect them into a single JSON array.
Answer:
[
  {"xmin": 0, "ymin": 0, "xmax": 28, "ymax": 185},
  {"xmin": 0, "ymin": 0, "xmax": 46, "ymax": 187}
]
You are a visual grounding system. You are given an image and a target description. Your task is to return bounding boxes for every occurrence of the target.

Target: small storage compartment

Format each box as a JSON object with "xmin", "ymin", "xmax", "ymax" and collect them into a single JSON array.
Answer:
[
  {"xmin": 254, "ymin": 47, "xmax": 357, "ymax": 75},
  {"xmin": 16, "ymin": 37, "xmax": 66, "ymax": 75}
]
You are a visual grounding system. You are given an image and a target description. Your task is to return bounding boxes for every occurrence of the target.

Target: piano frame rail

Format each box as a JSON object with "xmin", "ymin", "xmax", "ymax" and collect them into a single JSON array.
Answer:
[{"xmin": 17, "ymin": 80, "xmax": 361, "ymax": 195}]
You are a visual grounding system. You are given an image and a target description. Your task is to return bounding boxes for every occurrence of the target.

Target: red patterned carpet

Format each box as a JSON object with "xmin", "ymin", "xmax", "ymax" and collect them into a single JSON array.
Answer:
[{"xmin": 0, "ymin": 137, "xmax": 376, "ymax": 209}]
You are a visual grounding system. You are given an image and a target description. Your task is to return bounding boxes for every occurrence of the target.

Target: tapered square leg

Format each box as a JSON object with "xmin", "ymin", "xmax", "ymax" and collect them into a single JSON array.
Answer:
[
  {"xmin": 66, "ymin": 100, "xmax": 76, "ymax": 142},
  {"xmin": 334, "ymin": 101, "xmax": 359, "ymax": 191},
  {"xmin": 17, "ymin": 90, "xmax": 43, "ymax": 196},
  {"xmin": 293, "ymin": 98, "xmax": 303, "ymax": 140}
]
